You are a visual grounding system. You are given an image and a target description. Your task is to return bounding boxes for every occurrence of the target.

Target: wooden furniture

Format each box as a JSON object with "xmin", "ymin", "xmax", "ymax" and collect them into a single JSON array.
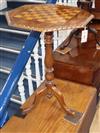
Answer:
[
  {"xmin": 5, "ymin": 4, "xmax": 94, "ymax": 124},
  {"xmin": 54, "ymin": 36, "xmax": 100, "ymax": 99},
  {"xmin": 1, "ymin": 79, "xmax": 97, "ymax": 133},
  {"xmin": 77, "ymin": 0, "xmax": 100, "ymax": 30},
  {"xmin": 54, "ymin": 43, "xmax": 100, "ymax": 87},
  {"xmin": 54, "ymin": 0, "xmax": 100, "ymax": 98},
  {"xmin": 88, "ymin": 0, "xmax": 100, "ymax": 37},
  {"xmin": 6, "ymin": 4, "xmax": 93, "ymax": 31}
]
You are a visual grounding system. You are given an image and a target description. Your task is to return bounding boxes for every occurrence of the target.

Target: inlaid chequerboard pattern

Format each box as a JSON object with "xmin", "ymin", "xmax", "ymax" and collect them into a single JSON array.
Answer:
[
  {"xmin": 6, "ymin": 4, "xmax": 94, "ymax": 32},
  {"xmin": 13, "ymin": 5, "xmax": 80, "ymax": 22}
]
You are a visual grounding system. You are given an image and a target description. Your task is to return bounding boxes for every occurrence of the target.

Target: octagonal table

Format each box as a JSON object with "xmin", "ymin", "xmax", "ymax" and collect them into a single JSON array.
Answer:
[{"xmin": 6, "ymin": 4, "xmax": 94, "ymax": 124}]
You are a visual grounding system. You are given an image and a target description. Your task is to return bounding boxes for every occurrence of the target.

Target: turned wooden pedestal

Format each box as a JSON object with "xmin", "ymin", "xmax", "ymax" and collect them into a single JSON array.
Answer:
[{"xmin": 1, "ymin": 79, "xmax": 96, "ymax": 133}]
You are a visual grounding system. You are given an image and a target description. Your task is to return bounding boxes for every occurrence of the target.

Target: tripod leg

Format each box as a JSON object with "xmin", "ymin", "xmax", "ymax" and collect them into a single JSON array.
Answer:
[
  {"xmin": 51, "ymin": 86, "xmax": 75, "ymax": 116},
  {"xmin": 16, "ymin": 87, "xmax": 47, "ymax": 117}
]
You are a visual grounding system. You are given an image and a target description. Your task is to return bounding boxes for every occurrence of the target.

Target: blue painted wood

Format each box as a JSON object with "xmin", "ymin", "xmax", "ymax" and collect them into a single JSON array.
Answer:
[
  {"xmin": 0, "ymin": 0, "xmax": 57, "ymax": 127},
  {"xmin": 0, "ymin": 111, "xmax": 9, "ymax": 128},
  {"xmin": 46, "ymin": 0, "xmax": 57, "ymax": 4},
  {"xmin": 0, "ymin": 31, "xmax": 41, "ymax": 127}
]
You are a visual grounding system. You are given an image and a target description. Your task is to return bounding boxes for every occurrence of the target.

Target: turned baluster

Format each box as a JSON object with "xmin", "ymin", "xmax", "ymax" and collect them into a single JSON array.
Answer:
[
  {"xmin": 18, "ymin": 74, "xmax": 26, "ymax": 104},
  {"xmin": 25, "ymin": 58, "xmax": 34, "ymax": 96}
]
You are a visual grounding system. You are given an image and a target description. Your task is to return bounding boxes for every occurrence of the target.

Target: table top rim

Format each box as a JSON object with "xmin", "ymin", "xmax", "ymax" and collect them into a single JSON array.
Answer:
[{"xmin": 6, "ymin": 4, "xmax": 94, "ymax": 32}]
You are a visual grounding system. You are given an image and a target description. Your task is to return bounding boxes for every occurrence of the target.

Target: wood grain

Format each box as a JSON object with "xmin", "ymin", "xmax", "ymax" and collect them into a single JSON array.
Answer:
[{"xmin": 1, "ymin": 79, "xmax": 96, "ymax": 133}]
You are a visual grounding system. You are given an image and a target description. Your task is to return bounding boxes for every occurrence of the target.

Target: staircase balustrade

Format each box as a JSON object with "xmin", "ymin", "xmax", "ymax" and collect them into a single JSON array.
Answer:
[{"xmin": 33, "ymin": 43, "xmax": 41, "ymax": 88}]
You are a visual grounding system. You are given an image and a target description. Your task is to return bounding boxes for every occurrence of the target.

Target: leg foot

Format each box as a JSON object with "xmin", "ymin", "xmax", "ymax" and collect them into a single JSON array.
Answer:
[
  {"xmin": 51, "ymin": 86, "xmax": 83, "ymax": 124},
  {"xmin": 51, "ymin": 86, "xmax": 75, "ymax": 116},
  {"xmin": 64, "ymin": 109, "xmax": 83, "ymax": 125}
]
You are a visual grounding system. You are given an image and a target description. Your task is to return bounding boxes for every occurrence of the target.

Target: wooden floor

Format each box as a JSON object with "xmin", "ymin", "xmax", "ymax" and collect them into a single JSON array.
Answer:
[
  {"xmin": 1, "ymin": 79, "xmax": 96, "ymax": 133},
  {"xmin": 90, "ymin": 96, "xmax": 100, "ymax": 133}
]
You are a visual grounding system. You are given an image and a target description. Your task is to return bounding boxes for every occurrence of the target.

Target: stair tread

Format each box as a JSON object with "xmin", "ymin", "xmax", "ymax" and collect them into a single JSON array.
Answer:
[
  {"xmin": 0, "ymin": 70, "xmax": 30, "ymax": 101},
  {"xmin": 1, "ymin": 78, "xmax": 96, "ymax": 133},
  {"xmin": 0, "ymin": 65, "xmax": 11, "ymax": 72},
  {"xmin": 0, "ymin": 31, "xmax": 27, "ymax": 51},
  {"xmin": 0, "ymin": 8, "xmax": 12, "ymax": 15},
  {"xmin": 0, "ymin": 72, "xmax": 20, "ymax": 97},
  {"xmin": 0, "ymin": 52, "xmax": 17, "ymax": 70}
]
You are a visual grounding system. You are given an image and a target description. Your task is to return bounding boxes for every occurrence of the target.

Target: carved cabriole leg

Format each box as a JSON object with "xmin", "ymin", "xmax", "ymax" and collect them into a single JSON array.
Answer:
[
  {"xmin": 44, "ymin": 32, "xmax": 75, "ymax": 116},
  {"xmin": 18, "ymin": 86, "xmax": 47, "ymax": 117}
]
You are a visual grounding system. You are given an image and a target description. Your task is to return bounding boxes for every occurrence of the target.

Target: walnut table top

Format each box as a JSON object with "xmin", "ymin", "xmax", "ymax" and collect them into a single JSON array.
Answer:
[{"xmin": 6, "ymin": 4, "xmax": 94, "ymax": 32}]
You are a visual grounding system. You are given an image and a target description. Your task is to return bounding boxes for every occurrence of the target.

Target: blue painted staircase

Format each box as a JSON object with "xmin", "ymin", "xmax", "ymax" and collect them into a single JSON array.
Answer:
[{"xmin": 0, "ymin": 0, "xmax": 57, "ymax": 128}]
